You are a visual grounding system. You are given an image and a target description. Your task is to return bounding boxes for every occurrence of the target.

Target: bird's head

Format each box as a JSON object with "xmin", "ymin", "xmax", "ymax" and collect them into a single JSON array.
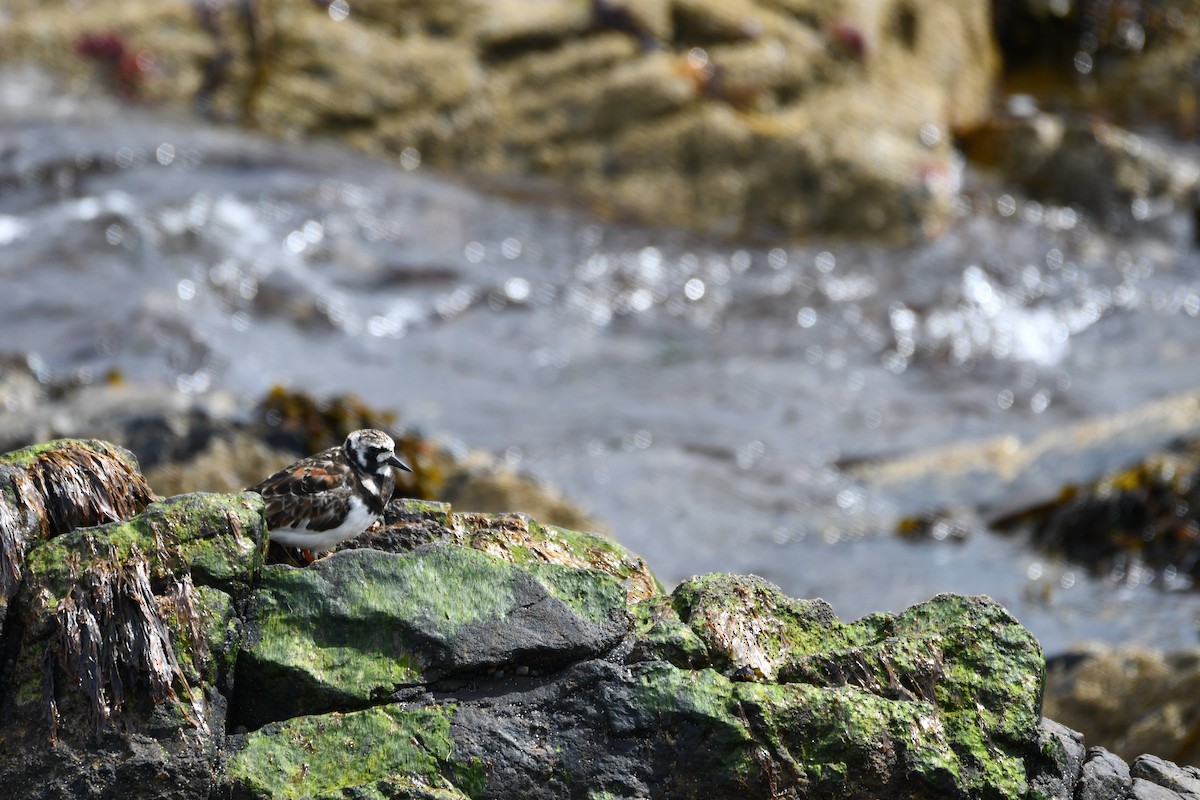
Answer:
[{"xmin": 344, "ymin": 429, "xmax": 412, "ymax": 477}]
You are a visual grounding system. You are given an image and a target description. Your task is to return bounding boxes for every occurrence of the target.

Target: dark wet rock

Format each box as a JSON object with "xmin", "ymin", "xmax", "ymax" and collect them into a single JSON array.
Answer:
[
  {"xmin": 229, "ymin": 591, "xmax": 1043, "ymax": 799},
  {"xmin": 1134, "ymin": 778, "xmax": 1188, "ymax": 800},
  {"xmin": 0, "ymin": 437, "xmax": 1101, "ymax": 799},
  {"xmin": 1078, "ymin": 747, "xmax": 1135, "ymax": 800},
  {"xmin": 0, "ymin": 0, "xmax": 996, "ymax": 240},
  {"xmin": 232, "ymin": 543, "xmax": 631, "ymax": 730},
  {"xmin": 1027, "ymin": 717, "xmax": 1087, "ymax": 800},
  {"xmin": 963, "ymin": 111, "xmax": 1200, "ymax": 228},
  {"xmin": 1131, "ymin": 755, "xmax": 1200, "ymax": 799},
  {"xmin": 993, "ymin": 0, "xmax": 1200, "ymax": 136},
  {"xmin": 234, "ymin": 502, "xmax": 657, "ymax": 730},
  {"xmin": 973, "ymin": 1, "xmax": 1200, "ymax": 236},
  {"xmin": 1128, "ymin": 758, "xmax": 1200, "ymax": 800}
]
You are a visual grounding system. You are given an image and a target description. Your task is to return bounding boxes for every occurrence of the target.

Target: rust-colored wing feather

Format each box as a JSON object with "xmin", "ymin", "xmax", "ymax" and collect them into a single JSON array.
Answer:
[{"xmin": 251, "ymin": 447, "xmax": 355, "ymax": 533}]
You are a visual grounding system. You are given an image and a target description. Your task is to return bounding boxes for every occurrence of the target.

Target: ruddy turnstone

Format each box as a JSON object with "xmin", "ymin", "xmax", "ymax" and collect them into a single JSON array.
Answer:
[{"xmin": 250, "ymin": 428, "xmax": 411, "ymax": 562}]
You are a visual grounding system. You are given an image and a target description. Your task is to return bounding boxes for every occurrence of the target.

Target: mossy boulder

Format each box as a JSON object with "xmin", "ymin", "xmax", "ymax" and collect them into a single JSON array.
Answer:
[
  {"xmin": 230, "ymin": 543, "xmax": 1043, "ymax": 798},
  {"xmin": 232, "ymin": 543, "xmax": 631, "ymax": 730},
  {"xmin": 632, "ymin": 575, "xmax": 1044, "ymax": 798},
  {"xmin": 0, "ymin": 438, "xmax": 1064, "ymax": 799}
]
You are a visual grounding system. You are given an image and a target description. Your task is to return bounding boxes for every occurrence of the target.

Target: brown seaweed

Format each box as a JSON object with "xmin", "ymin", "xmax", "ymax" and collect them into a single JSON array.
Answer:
[
  {"xmin": 47, "ymin": 544, "xmax": 207, "ymax": 739},
  {"xmin": 1, "ymin": 440, "xmax": 155, "ymax": 627}
]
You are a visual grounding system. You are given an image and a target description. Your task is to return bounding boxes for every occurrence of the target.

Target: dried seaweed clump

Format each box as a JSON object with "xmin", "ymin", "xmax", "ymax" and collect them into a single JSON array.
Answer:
[
  {"xmin": 47, "ymin": 544, "xmax": 208, "ymax": 739},
  {"xmin": 258, "ymin": 386, "xmax": 397, "ymax": 454},
  {"xmin": 0, "ymin": 495, "xmax": 28, "ymax": 612},
  {"xmin": 16, "ymin": 441, "xmax": 155, "ymax": 538},
  {"xmin": 1, "ymin": 440, "xmax": 155, "ymax": 618}
]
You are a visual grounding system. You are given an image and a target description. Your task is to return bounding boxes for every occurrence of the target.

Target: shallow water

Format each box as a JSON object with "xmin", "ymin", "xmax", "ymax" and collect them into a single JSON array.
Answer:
[{"xmin": 4, "ymin": 66, "xmax": 1200, "ymax": 652}]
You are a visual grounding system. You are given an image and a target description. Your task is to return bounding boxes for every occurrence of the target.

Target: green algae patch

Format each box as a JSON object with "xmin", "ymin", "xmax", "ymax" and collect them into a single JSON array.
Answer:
[
  {"xmin": 172, "ymin": 493, "xmax": 269, "ymax": 591},
  {"xmin": 633, "ymin": 663, "xmax": 759, "ymax": 782},
  {"xmin": 526, "ymin": 561, "xmax": 628, "ymax": 627},
  {"xmin": 889, "ymin": 594, "xmax": 1044, "ymax": 742},
  {"xmin": 24, "ymin": 491, "xmax": 266, "ymax": 602},
  {"xmin": 0, "ymin": 438, "xmax": 137, "ymax": 470},
  {"xmin": 235, "ymin": 543, "xmax": 634, "ymax": 729},
  {"xmin": 318, "ymin": 545, "xmax": 518, "ymax": 635},
  {"xmin": 224, "ymin": 705, "xmax": 477, "ymax": 800},
  {"xmin": 234, "ymin": 546, "xmax": 519, "ymax": 726},
  {"xmin": 655, "ymin": 579, "xmax": 1041, "ymax": 799},
  {"xmin": 635, "ymin": 663, "xmax": 746, "ymax": 734},
  {"xmin": 236, "ymin": 559, "xmax": 426, "ymax": 721},
  {"xmin": 629, "ymin": 595, "xmax": 710, "ymax": 667},
  {"xmin": 0, "ymin": 440, "xmax": 67, "ymax": 468},
  {"xmin": 781, "ymin": 593, "xmax": 1039, "ymax": 799},
  {"xmin": 391, "ymin": 498, "xmax": 452, "ymax": 528},
  {"xmin": 631, "ymin": 662, "xmax": 942, "ymax": 794},
  {"xmin": 452, "ymin": 512, "xmax": 660, "ymax": 603},
  {"xmin": 630, "ymin": 659, "xmax": 1028, "ymax": 799}
]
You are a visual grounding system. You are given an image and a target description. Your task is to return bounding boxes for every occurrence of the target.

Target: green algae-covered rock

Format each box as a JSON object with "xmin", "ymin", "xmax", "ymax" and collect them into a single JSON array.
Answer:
[
  {"xmin": 631, "ymin": 575, "xmax": 1043, "ymax": 799},
  {"xmin": 0, "ymin": 438, "xmax": 1058, "ymax": 800},
  {"xmin": 230, "ymin": 557, "xmax": 1043, "ymax": 799},
  {"xmin": 226, "ymin": 705, "xmax": 482, "ymax": 800},
  {"xmin": 233, "ymin": 542, "xmax": 632, "ymax": 730},
  {"xmin": 0, "ymin": 490, "xmax": 265, "ymax": 800}
]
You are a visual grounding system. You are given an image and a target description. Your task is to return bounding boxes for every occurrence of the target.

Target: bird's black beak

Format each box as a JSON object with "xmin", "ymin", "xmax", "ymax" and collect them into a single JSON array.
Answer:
[{"xmin": 387, "ymin": 454, "xmax": 413, "ymax": 472}]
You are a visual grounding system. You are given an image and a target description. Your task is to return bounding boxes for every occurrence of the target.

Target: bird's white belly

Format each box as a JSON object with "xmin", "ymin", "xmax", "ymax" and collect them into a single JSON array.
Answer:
[{"xmin": 269, "ymin": 496, "xmax": 378, "ymax": 551}]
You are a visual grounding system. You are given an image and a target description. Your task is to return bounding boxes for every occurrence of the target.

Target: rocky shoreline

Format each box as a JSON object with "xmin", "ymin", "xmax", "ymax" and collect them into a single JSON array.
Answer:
[
  {"xmin": 0, "ymin": 0, "xmax": 998, "ymax": 241},
  {"xmin": 4, "ymin": 1, "xmax": 1196, "ymax": 243},
  {"xmin": 0, "ymin": 437, "xmax": 1196, "ymax": 799}
]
